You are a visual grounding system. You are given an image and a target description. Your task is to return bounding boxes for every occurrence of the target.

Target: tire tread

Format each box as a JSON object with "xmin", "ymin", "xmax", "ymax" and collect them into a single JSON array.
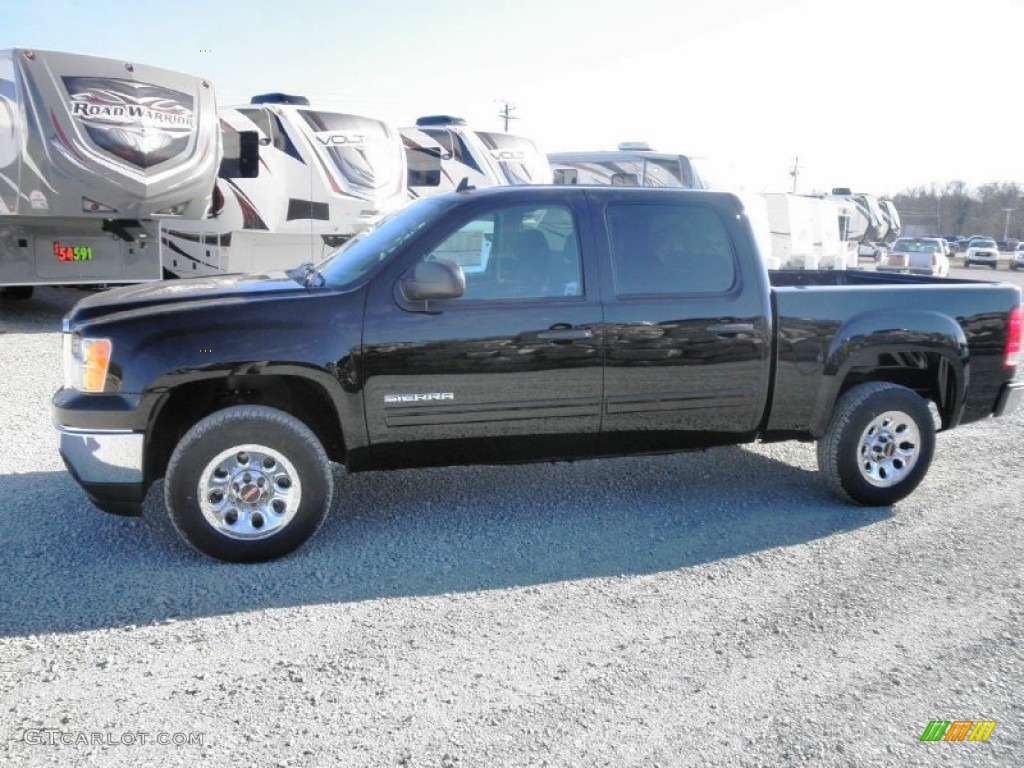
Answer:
[
  {"xmin": 159, "ymin": 405, "xmax": 333, "ymax": 561},
  {"xmin": 817, "ymin": 381, "xmax": 932, "ymax": 505}
]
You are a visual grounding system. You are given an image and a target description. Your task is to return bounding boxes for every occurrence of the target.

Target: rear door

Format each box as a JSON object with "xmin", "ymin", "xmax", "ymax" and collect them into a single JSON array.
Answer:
[
  {"xmin": 362, "ymin": 189, "xmax": 603, "ymax": 466},
  {"xmin": 592, "ymin": 190, "xmax": 773, "ymax": 451}
]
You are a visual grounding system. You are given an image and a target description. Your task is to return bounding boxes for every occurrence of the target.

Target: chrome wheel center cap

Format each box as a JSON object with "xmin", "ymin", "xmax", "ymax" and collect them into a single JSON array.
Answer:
[{"xmin": 239, "ymin": 483, "xmax": 263, "ymax": 504}]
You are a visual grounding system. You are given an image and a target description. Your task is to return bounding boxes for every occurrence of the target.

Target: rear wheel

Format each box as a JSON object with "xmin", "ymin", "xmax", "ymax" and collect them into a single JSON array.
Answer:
[
  {"xmin": 161, "ymin": 405, "xmax": 333, "ymax": 562},
  {"xmin": 817, "ymin": 382, "xmax": 935, "ymax": 506}
]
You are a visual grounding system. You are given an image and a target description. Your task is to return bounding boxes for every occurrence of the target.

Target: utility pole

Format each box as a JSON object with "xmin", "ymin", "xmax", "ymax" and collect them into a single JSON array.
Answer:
[
  {"xmin": 789, "ymin": 156, "xmax": 801, "ymax": 193},
  {"xmin": 1003, "ymin": 207, "xmax": 1015, "ymax": 240},
  {"xmin": 497, "ymin": 100, "xmax": 518, "ymax": 132}
]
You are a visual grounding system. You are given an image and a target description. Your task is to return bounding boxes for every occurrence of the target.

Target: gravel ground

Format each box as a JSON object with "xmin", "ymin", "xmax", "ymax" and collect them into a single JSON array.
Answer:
[{"xmin": 1, "ymin": 285, "xmax": 1021, "ymax": 768}]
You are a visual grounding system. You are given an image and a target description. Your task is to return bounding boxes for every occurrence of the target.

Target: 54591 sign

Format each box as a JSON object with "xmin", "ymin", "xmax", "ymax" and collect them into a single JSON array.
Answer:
[{"xmin": 53, "ymin": 242, "xmax": 94, "ymax": 262}]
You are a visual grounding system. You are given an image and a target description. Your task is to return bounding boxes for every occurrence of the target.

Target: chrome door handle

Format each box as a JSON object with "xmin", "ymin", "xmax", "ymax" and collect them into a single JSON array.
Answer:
[
  {"xmin": 705, "ymin": 323, "xmax": 755, "ymax": 335},
  {"xmin": 537, "ymin": 329, "xmax": 594, "ymax": 341}
]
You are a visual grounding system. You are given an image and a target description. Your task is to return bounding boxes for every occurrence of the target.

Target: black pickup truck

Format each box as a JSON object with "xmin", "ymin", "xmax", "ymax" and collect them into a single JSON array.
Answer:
[{"xmin": 52, "ymin": 187, "xmax": 1023, "ymax": 562}]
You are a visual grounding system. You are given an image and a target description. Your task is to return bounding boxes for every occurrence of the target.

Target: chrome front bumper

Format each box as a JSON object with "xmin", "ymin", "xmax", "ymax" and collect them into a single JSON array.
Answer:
[{"xmin": 58, "ymin": 427, "xmax": 144, "ymax": 484}]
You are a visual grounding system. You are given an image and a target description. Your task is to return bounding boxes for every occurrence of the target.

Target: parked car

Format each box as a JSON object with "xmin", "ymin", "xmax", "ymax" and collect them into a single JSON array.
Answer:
[
  {"xmin": 878, "ymin": 237, "xmax": 950, "ymax": 276},
  {"xmin": 1012, "ymin": 242, "xmax": 1024, "ymax": 271},
  {"xmin": 923, "ymin": 235, "xmax": 952, "ymax": 257},
  {"xmin": 965, "ymin": 238, "xmax": 1000, "ymax": 269},
  {"xmin": 52, "ymin": 187, "xmax": 1023, "ymax": 561}
]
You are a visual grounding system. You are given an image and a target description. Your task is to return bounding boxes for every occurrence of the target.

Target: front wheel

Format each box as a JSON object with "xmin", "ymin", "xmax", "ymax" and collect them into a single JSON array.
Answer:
[
  {"xmin": 817, "ymin": 382, "xmax": 935, "ymax": 506},
  {"xmin": 161, "ymin": 405, "xmax": 333, "ymax": 562}
]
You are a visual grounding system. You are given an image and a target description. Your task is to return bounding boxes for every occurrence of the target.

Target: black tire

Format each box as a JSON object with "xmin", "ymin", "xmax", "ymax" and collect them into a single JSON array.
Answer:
[
  {"xmin": 161, "ymin": 405, "xmax": 333, "ymax": 562},
  {"xmin": 817, "ymin": 382, "xmax": 935, "ymax": 506},
  {"xmin": 0, "ymin": 286, "xmax": 34, "ymax": 300}
]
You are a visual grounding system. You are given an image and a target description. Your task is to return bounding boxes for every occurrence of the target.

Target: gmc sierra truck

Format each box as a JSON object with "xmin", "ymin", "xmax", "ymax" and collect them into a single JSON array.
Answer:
[{"xmin": 52, "ymin": 187, "xmax": 1024, "ymax": 562}]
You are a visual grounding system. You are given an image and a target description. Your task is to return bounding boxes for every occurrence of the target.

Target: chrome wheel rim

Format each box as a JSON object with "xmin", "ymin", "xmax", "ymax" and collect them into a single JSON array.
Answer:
[
  {"xmin": 198, "ymin": 444, "xmax": 302, "ymax": 540},
  {"xmin": 857, "ymin": 410, "xmax": 921, "ymax": 488}
]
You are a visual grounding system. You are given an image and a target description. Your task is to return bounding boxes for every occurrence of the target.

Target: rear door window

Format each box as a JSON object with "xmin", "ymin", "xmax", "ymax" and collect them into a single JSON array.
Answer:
[{"xmin": 605, "ymin": 203, "xmax": 736, "ymax": 295}]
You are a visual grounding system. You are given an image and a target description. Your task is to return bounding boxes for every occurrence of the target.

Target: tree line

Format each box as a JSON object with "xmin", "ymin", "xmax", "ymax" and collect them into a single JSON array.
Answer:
[{"xmin": 889, "ymin": 182, "xmax": 1024, "ymax": 240}]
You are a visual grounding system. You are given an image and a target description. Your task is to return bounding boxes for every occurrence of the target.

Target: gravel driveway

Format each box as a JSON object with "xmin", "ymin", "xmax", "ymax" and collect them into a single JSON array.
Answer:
[{"xmin": 1, "ymin": 286, "xmax": 1021, "ymax": 767}]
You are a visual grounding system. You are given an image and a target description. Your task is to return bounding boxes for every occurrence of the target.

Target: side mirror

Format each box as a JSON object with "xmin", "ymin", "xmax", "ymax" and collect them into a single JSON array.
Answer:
[{"xmin": 400, "ymin": 259, "xmax": 465, "ymax": 303}]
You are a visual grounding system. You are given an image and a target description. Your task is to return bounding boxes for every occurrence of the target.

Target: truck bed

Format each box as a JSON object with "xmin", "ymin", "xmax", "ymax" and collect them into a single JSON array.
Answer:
[{"xmin": 766, "ymin": 270, "xmax": 1022, "ymax": 436}]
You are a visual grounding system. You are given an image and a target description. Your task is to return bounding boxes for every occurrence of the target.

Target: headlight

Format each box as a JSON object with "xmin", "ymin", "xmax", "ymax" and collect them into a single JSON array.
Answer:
[{"xmin": 63, "ymin": 332, "xmax": 112, "ymax": 392}]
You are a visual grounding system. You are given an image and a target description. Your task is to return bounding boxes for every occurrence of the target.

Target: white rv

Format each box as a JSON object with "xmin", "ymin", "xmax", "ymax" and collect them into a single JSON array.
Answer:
[
  {"xmin": 0, "ymin": 48, "xmax": 248, "ymax": 298},
  {"xmin": 400, "ymin": 116, "xmax": 551, "ymax": 199},
  {"xmin": 162, "ymin": 95, "xmax": 408, "ymax": 278},
  {"xmin": 549, "ymin": 143, "xmax": 707, "ymax": 189},
  {"xmin": 818, "ymin": 188, "xmax": 901, "ymax": 260},
  {"xmin": 757, "ymin": 193, "xmax": 855, "ymax": 270},
  {"xmin": 548, "ymin": 145, "xmax": 858, "ymax": 268}
]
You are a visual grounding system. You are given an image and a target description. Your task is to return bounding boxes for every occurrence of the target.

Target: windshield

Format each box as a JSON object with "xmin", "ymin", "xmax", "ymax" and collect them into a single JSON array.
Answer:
[
  {"xmin": 973, "ymin": 239, "xmax": 996, "ymax": 248},
  {"xmin": 892, "ymin": 239, "xmax": 941, "ymax": 252},
  {"xmin": 315, "ymin": 197, "xmax": 457, "ymax": 288}
]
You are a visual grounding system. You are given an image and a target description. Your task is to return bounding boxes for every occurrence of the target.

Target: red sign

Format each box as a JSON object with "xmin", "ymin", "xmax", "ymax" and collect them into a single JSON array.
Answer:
[{"xmin": 53, "ymin": 242, "xmax": 94, "ymax": 262}]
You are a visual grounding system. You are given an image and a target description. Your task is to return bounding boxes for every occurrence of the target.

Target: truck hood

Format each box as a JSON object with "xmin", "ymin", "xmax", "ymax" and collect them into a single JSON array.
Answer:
[{"xmin": 68, "ymin": 271, "xmax": 307, "ymax": 323}]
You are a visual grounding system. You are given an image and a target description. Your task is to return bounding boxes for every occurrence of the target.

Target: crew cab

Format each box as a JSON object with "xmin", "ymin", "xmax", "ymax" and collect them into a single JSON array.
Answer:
[{"xmin": 52, "ymin": 187, "xmax": 1024, "ymax": 562}]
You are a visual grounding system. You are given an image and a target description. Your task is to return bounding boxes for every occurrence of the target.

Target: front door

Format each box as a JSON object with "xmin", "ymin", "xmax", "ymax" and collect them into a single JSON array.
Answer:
[{"xmin": 362, "ymin": 193, "xmax": 604, "ymax": 466}]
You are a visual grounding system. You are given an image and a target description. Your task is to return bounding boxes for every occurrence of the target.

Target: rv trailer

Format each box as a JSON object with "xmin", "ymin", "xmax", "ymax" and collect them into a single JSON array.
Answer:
[
  {"xmin": 549, "ymin": 143, "xmax": 707, "ymax": 189},
  {"xmin": 162, "ymin": 95, "xmax": 408, "ymax": 278},
  {"xmin": 818, "ymin": 188, "xmax": 901, "ymax": 260},
  {"xmin": 0, "ymin": 48, "xmax": 252, "ymax": 298},
  {"xmin": 400, "ymin": 115, "xmax": 551, "ymax": 199},
  {"xmin": 549, "ymin": 145, "xmax": 858, "ymax": 268}
]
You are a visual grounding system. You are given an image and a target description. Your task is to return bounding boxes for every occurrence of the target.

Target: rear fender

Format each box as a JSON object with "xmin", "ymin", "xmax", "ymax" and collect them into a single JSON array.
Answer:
[{"xmin": 809, "ymin": 309, "xmax": 968, "ymax": 437}]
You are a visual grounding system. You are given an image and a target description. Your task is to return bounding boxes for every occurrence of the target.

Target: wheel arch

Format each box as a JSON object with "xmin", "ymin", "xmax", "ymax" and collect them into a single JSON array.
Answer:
[
  {"xmin": 143, "ymin": 367, "xmax": 351, "ymax": 491},
  {"xmin": 809, "ymin": 309, "xmax": 968, "ymax": 437}
]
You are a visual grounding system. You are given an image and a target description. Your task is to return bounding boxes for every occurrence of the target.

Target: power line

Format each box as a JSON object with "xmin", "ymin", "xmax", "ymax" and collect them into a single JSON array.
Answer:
[{"xmin": 497, "ymin": 100, "xmax": 518, "ymax": 132}]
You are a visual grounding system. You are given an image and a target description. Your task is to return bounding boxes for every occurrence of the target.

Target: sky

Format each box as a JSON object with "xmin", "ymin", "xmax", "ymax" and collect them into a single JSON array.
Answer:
[{"xmin": 4, "ymin": 0, "xmax": 1024, "ymax": 196}]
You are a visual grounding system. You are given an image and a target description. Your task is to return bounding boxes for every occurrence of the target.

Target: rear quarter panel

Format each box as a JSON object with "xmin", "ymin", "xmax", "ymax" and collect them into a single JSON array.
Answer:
[{"xmin": 767, "ymin": 280, "xmax": 1021, "ymax": 436}]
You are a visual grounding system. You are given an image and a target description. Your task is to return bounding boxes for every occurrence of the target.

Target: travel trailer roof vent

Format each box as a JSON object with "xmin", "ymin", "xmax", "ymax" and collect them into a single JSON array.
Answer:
[
  {"xmin": 250, "ymin": 93, "xmax": 310, "ymax": 105},
  {"xmin": 831, "ymin": 187, "xmax": 853, "ymax": 195},
  {"xmin": 416, "ymin": 115, "xmax": 468, "ymax": 127},
  {"xmin": 618, "ymin": 142, "xmax": 653, "ymax": 151}
]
